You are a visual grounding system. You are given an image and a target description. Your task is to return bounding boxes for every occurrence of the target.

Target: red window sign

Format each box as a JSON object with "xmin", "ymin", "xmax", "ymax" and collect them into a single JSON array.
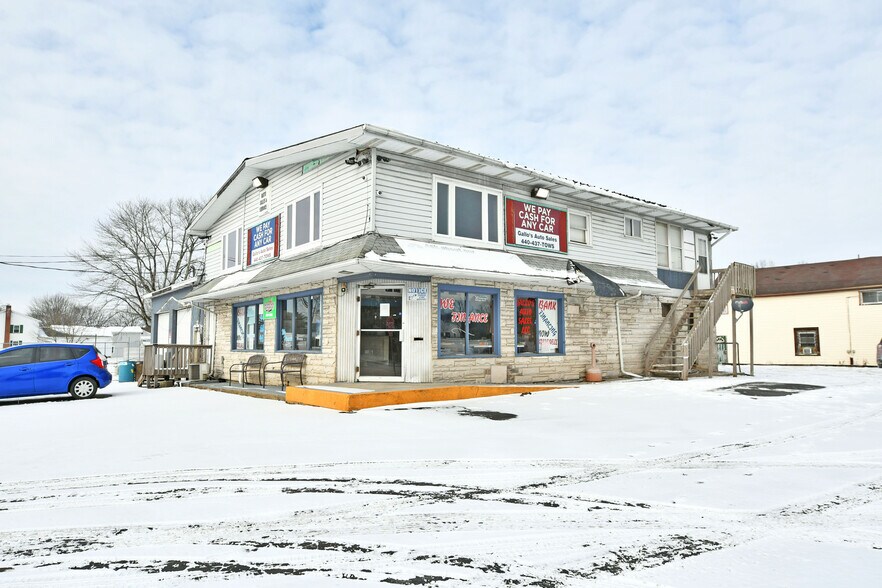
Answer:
[{"xmin": 505, "ymin": 198, "xmax": 568, "ymax": 253}]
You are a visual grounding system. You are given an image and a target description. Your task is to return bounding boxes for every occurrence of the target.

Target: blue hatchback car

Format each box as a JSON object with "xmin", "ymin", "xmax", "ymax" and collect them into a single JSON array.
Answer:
[{"xmin": 0, "ymin": 344, "xmax": 112, "ymax": 400}]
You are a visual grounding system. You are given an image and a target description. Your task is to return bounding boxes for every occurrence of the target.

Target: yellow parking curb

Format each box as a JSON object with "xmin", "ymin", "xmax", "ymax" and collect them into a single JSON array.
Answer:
[{"xmin": 285, "ymin": 385, "xmax": 557, "ymax": 411}]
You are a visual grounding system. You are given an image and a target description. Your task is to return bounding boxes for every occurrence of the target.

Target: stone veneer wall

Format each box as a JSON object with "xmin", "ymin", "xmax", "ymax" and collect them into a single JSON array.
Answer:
[
  {"xmin": 210, "ymin": 278, "xmax": 337, "ymax": 385},
  {"xmin": 208, "ymin": 276, "xmax": 669, "ymax": 386},
  {"xmin": 430, "ymin": 278, "xmax": 668, "ymax": 384}
]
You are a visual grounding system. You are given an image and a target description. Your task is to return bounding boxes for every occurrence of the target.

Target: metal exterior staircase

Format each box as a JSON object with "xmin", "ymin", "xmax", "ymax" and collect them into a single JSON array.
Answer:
[{"xmin": 644, "ymin": 263, "xmax": 755, "ymax": 379}]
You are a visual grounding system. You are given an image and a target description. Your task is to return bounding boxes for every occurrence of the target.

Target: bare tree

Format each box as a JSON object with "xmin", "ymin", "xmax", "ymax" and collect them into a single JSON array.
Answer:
[
  {"xmin": 28, "ymin": 293, "xmax": 113, "ymax": 342},
  {"xmin": 71, "ymin": 198, "xmax": 205, "ymax": 332},
  {"xmin": 754, "ymin": 259, "xmax": 776, "ymax": 268}
]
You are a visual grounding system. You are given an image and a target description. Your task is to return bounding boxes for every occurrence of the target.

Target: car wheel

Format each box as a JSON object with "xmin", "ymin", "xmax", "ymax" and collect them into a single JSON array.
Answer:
[{"xmin": 69, "ymin": 376, "xmax": 98, "ymax": 399}]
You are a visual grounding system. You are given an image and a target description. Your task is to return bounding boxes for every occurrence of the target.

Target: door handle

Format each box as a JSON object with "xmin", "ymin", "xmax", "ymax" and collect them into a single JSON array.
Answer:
[
  {"xmin": 65, "ymin": 362, "xmax": 74, "ymax": 366},
  {"xmin": 19, "ymin": 367, "xmax": 30, "ymax": 372}
]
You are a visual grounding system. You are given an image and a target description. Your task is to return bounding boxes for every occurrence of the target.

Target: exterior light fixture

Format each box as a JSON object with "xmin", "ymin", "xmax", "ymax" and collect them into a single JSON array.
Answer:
[
  {"xmin": 531, "ymin": 187, "xmax": 550, "ymax": 199},
  {"xmin": 252, "ymin": 176, "xmax": 269, "ymax": 189}
]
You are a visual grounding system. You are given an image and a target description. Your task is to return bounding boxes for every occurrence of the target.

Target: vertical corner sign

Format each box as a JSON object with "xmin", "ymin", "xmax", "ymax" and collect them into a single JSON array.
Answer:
[
  {"xmin": 263, "ymin": 296, "xmax": 276, "ymax": 320},
  {"xmin": 505, "ymin": 198, "xmax": 568, "ymax": 253},
  {"xmin": 248, "ymin": 216, "xmax": 280, "ymax": 266}
]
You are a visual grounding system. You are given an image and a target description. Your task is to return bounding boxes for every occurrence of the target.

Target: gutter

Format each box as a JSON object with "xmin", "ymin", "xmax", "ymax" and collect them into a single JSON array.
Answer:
[{"xmin": 615, "ymin": 290, "xmax": 646, "ymax": 379}]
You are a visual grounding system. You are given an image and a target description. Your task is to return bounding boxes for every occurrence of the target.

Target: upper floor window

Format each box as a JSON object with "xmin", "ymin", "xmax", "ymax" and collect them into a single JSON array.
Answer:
[
  {"xmin": 434, "ymin": 177, "xmax": 501, "ymax": 246},
  {"xmin": 624, "ymin": 216, "xmax": 642, "ymax": 238},
  {"xmin": 860, "ymin": 289, "xmax": 882, "ymax": 305},
  {"xmin": 10, "ymin": 324, "xmax": 23, "ymax": 334},
  {"xmin": 287, "ymin": 190, "xmax": 321, "ymax": 250},
  {"xmin": 569, "ymin": 213, "xmax": 590, "ymax": 245},
  {"xmin": 222, "ymin": 228, "xmax": 241, "ymax": 271},
  {"xmin": 656, "ymin": 222, "xmax": 683, "ymax": 270}
]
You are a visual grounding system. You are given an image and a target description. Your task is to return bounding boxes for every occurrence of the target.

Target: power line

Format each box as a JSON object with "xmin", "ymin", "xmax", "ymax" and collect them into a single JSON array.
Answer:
[{"xmin": 0, "ymin": 261, "xmax": 101, "ymax": 273}]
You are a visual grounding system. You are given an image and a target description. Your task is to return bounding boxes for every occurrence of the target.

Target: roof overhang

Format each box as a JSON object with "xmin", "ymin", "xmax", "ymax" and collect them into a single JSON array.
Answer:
[{"xmin": 188, "ymin": 124, "xmax": 737, "ymax": 238}]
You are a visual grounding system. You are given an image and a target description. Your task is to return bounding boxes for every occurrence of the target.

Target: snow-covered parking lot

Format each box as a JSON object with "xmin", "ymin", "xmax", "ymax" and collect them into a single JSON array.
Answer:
[{"xmin": 1, "ymin": 366, "xmax": 881, "ymax": 587}]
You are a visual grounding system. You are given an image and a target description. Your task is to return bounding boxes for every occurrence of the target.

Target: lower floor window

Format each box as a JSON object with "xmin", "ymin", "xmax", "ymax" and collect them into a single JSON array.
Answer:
[
  {"xmin": 439, "ymin": 286, "xmax": 498, "ymax": 356},
  {"xmin": 233, "ymin": 301, "xmax": 264, "ymax": 351},
  {"xmin": 279, "ymin": 291, "xmax": 322, "ymax": 351},
  {"xmin": 515, "ymin": 291, "xmax": 564, "ymax": 354},
  {"xmin": 794, "ymin": 327, "xmax": 820, "ymax": 356}
]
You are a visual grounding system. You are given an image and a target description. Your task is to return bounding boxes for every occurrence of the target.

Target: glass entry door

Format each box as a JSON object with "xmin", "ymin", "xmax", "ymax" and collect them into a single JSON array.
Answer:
[{"xmin": 358, "ymin": 287, "xmax": 403, "ymax": 380}]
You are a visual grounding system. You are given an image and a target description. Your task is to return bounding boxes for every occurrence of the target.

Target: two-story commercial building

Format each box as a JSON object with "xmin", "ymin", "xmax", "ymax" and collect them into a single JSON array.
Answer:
[{"xmin": 182, "ymin": 125, "xmax": 741, "ymax": 384}]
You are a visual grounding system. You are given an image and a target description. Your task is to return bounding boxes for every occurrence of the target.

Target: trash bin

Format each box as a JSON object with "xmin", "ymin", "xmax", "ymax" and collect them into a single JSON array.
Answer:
[{"xmin": 118, "ymin": 361, "xmax": 135, "ymax": 383}]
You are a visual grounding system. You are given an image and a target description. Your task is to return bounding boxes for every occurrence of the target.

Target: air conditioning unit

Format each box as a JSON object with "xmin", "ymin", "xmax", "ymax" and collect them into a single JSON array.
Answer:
[
  {"xmin": 801, "ymin": 347, "xmax": 814, "ymax": 355},
  {"xmin": 188, "ymin": 362, "xmax": 210, "ymax": 380}
]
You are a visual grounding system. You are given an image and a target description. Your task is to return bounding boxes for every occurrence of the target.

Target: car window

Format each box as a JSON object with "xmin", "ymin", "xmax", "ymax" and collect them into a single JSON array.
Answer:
[
  {"xmin": 39, "ymin": 347, "xmax": 78, "ymax": 362},
  {"xmin": 72, "ymin": 347, "xmax": 90, "ymax": 359},
  {"xmin": 0, "ymin": 348, "xmax": 37, "ymax": 367}
]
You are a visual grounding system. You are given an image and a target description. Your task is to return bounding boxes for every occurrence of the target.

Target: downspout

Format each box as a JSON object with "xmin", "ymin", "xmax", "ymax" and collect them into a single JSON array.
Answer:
[
  {"xmin": 369, "ymin": 148, "xmax": 377, "ymax": 233},
  {"xmin": 615, "ymin": 291, "xmax": 644, "ymax": 379}
]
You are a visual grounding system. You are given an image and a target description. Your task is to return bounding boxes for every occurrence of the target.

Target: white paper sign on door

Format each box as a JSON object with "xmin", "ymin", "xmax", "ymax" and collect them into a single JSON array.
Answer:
[{"xmin": 380, "ymin": 303, "xmax": 390, "ymax": 317}]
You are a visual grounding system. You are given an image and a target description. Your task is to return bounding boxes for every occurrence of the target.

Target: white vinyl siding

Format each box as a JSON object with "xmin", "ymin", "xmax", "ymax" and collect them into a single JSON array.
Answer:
[
  {"xmin": 203, "ymin": 154, "xmax": 370, "ymax": 280},
  {"xmin": 374, "ymin": 152, "xmax": 659, "ymax": 272}
]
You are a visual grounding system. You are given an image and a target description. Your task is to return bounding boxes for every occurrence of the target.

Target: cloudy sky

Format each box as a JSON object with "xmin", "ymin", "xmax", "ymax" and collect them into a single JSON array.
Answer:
[{"xmin": 1, "ymin": 1, "xmax": 880, "ymax": 313}]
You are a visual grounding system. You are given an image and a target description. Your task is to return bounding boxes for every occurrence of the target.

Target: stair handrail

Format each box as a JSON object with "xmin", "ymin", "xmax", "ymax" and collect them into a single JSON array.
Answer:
[
  {"xmin": 680, "ymin": 262, "xmax": 755, "ymax": 378},
  {"xmin": 643, "ymin": 266, "xmax": 701, "ymax": 374}
]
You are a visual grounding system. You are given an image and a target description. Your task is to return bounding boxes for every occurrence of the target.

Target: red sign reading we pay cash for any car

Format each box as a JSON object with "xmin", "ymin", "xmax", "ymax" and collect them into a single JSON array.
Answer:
[{"xmin": 505, "ymin": 198, "xmax": 568, "ymax": 254}]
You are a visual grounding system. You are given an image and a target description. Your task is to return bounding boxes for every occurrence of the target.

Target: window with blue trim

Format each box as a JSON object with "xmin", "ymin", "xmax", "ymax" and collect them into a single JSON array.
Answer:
[
  {"xmin": 233, "ymin": 301, "xmax": 264, "ymax": 351},
  {"xmin": 515, "ymin": 291, "xmax": 564, "ymax": 354},
  {"xmin": 278, "ymin": 291, "xmax": 322, "ymax": 351},
  {"xmin": 439, "ymin": 286, "xmax": 498, "ymax": 357}
]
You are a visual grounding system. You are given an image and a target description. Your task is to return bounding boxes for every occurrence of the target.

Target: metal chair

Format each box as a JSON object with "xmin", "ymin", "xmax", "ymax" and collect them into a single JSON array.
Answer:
[
  {"xmin": 228, "ymin": 354, "xmax": 267, "ymax": 387},
  {"xmin": 263, "ymin": 353, "xmax": 306, "ymax": 387}
]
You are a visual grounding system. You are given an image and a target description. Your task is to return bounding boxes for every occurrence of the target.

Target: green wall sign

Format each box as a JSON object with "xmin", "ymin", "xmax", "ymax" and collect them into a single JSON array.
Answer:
[{"xmin": 263, "ymin": 296, "xmax": 277, "ymax": 319}]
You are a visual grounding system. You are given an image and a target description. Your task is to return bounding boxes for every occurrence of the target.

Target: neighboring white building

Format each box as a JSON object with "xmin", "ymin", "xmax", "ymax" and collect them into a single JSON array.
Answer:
[
  {"xmin": 1, "ymin": 305, "xmax": 44, "ymax": 348},
  {"xmin": 717, "ymin": 257, "xmax": 882, "ymax": 367}
]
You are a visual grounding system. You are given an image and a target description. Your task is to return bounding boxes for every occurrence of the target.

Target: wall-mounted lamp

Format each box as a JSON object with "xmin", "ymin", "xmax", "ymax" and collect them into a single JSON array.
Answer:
[
  {"xmin": 531, "ymin": 187, "xmax": 550, "ymax": 199},
  {"xmin": 252, "ymin": 176, "xmax": 269, "ymax": 189},
  {"xmin": 340, "ymin": 283, "xmax": 347, "ymax": 294}
]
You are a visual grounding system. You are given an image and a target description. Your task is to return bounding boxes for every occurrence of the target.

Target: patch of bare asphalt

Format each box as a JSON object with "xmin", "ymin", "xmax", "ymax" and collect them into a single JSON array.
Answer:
[
  {"xmin": 715, "ymin": 381, "xmax": 825, "ymax": 397},
  {"xmin": 387, "ymin": 405, "xmax": 518, "ymax": 420},
  {"xmin": 560, "ymin": 534, "xmax": 724, "ymax": 580},
  {"xmin": 70, "ymin": 559, "xmax": 329, "ymax": 577}
]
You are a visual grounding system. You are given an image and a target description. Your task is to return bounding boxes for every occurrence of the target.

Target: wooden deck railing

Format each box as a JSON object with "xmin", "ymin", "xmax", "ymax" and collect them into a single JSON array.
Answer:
[
  {"xmin": 143, "ymin": 344, "xmax": 213, "ymax": 381},
  {"xmin": 643, "ymin": 266, "xmax": 700, "ymax": 375},
  {"xmin": 681, "ymin": 262, "xmax": 755, "ymax": 378}
]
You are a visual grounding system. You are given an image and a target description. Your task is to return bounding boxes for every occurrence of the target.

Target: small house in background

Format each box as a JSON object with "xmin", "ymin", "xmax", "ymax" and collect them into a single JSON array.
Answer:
[
  {"xmin": 1, "ymin": 305, "xmax": 45, "ymax": 348},
  {"xmin": 46, "ymin": 325, "xmax": 147, "ymax": 361},
  {"xmin": 717, "ymin": 257, "xmax": 882, "ymax": 367}
]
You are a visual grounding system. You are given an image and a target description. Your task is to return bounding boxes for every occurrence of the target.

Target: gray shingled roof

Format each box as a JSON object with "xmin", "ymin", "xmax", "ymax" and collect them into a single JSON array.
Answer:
[
  {"xmin": 184, "ymin": 275, "xmax": 227, "ymax": 299},
  {"xmin": 252, "ymin": 233, "xmax": 403, "ymax": 283},
  {"xmin": 186, "ymin": 233, "xmax": 668, "ymax": 300},
  {"xmin": 517, "ymin": 253, "xmax": 667, "ymax": 290}
]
